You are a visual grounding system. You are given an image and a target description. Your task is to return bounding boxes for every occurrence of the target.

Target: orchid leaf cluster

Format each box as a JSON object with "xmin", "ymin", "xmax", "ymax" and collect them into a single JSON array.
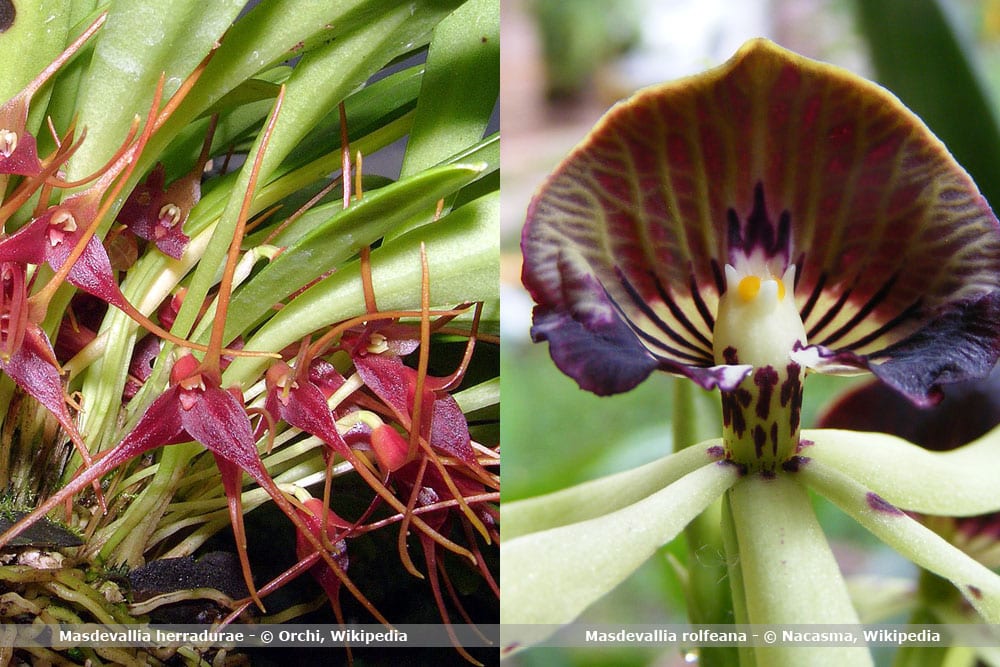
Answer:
[
  {"xmin": 506, "ymin": 38, "xmax": 1000, "ymax": 667},
  {"xmin": 0, "ymin": 1, "xmax": 498, "ymax": 664}
]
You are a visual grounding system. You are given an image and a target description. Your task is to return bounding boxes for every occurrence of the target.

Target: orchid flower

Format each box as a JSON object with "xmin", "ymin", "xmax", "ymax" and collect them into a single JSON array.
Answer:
[
  {"xmin": 505, "ymin": 39, "xmax": 1000, "ymax": 665},
  {"xmin": 116, "ymin": 116, "xmax": 217, "ymax": 259},
  {"xmin": 0, "ymin": 14, "xmax": 106, "ymax": 183}
]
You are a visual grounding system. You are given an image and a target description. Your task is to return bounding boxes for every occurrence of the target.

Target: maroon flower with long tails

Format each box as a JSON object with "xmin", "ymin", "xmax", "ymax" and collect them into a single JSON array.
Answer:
[
  {"xmin": 0, "ymin": 14, "xmax": 107, "ymax": 181},
  {"xmin": 522, "ymin": 38, "xmax": 1000, "ymax": 471},
  {"xmin": 506, "ymin": 39, "xmax": 1000, "ymax": 659},
  {"xmin": 0, "ymin": 85, "xmax": 389, "ymax": 625}
]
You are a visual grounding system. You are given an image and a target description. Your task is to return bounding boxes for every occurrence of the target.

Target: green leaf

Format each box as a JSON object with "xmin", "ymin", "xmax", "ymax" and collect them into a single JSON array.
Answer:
[
  {"xmin": 804, "ymin": 428, "xmax": 1000, "ymax": 516},
  {"xmin": 728, "ymin": 473, "xmax": 872, "ymax": 667},
  {"xmin": 67, "ymin": 0, "xmax": 246, "ymax": 178},
  {"xmin": 800, "ymin": 458, "xmax": 1000, "ymax": 624},
  {"xmin": 221, "ymin": 162, "xmax": 488, "ymax": 339},
  {"xmin": 170, "ymin": 1, "xmax": 466, "ymax": 346},
  {"xmin": 0, "ymin": 0, "xmax": 71, "ymax": 103},
  {"xmin": 400, "ymin": 0, "xmax": 498, "ymax": 176},
  {"xmin": 140, "ymin": 0, "xmax": 430, "ymax": 185},
  {"xmin": 225, "ymin": 190, "xmax": 499, "ymax": 386},
  {"xmin": 501, "ymin": 439, "xmax": 722, "ymax": 541},
  {"xmin": 452, "ymin": 376, "xmax": 498, "ymax": 414},
  {"xmin": 246, "ymin": 0, "xmax": 465, "ymax": 186},
  {"xmin": 855, "ymin": 0, "xmax": 1000, "ymax": 210},
  {"xmin": 500, "ymin": 460, "xmax": 739, "ymax": 653}
]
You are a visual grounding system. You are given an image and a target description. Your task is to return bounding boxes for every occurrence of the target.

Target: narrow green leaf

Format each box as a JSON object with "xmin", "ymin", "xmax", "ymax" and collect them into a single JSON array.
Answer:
[
  {"xmin": 248, "ymin": 0, "xmax": 464, "ymax": 186},
  {"xmin": 502, "ymin": 439, "xmax": 722, "ymax": 541},
  {"xmin": 36, "ymin": 4, "xmax": 104, "ymax": 149},
  {"xmin": 391, "ymin": 0, "xmax": 498, "ymax": 236},
  {"xmin": 400, "ymin": 0, "xmax": 498, "ymax": 178},
  {"xmin": 139, "ymin": 0, "xmax": 407, "ymax": 184},
  {"xmin": 801, "ymin": 458, "xmax": 1000, "ymax": 624},
  {"xmin": 0, "ymin": 0, "xmax": 71, "ymax": 103},
  {"xmin": 855, "ymin": 0, "xmax": 1000, "ymax": 209},
  {"xmin": 225, "ymin": 190, "xmax": 498, "ymax": 386},
  {"xmin": 500, "ymin": 461, "xmax": 739, "ymax": 652},
  {"xmin": 222, "ymin": 162, "xmax": 487, "ymax": 339},
  {"xmin": 729, "ymin": 473, "xmax": 872, "ymax": 667},
  {"xmin": 68, "ymin": 0, "xmax": 245, "ymax": 178},
  {"xmin": 170, "ymin": 2, "xmax": 465, "ymax": 344},
  {"xmin": 804, "ymin": 428, "xmax": 1000, "ymax": 516},
  {"xmin": 452, "ymin": 377, "xmax": 498, "ymax": 414},
  {"xmin": 275, "ymin": 63, "xmax": 424, "ymax": 174}
]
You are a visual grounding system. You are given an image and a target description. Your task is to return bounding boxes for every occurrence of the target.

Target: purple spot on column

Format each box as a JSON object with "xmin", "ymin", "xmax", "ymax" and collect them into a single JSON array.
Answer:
[
  {"xmin": 968, "ymin": 585, "xmax": 983, "ymax": 600},
  {"xmin": 753, "ymin": 424, "xmax": 766, "ymax": 457},
  {"xmin": 722, "ymin": 391, "xmax": 747, "ymax": 435},
  {"xmin": 780, "ymin": 362, "xmax": 801, "ymax": 406},
  {"xmin": 754, "ymin": 366, "xmax": 779, "ymax": 418},
  {"xmin": 736, "ymin": 388, "xmax": 753, "ymax": 407}
]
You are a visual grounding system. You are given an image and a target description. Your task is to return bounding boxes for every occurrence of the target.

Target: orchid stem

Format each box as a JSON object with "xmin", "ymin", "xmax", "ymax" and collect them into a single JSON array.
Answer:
[{"xmin": 205, "ymin": 85, "xmax": 284, "ymax": 376}]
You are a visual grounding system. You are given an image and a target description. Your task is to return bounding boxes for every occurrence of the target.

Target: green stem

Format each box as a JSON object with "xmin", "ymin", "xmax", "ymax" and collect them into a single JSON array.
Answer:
[
  {"xmin": 99, "ymin": 442, "xmax": 199, "ymax": 565},
  {"xmin": 674, "ymin": 378, "xmax": 737, "ymax": 667},
  {"xmin": 721, "ymin": 491, "xmax": 755, "ymax": 667}
]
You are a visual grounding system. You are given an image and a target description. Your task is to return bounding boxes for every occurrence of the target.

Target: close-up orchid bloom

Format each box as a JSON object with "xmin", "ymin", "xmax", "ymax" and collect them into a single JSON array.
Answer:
[{"xmin": 504, "ymin": 36, "xmax": 1000, "ymax": 667}]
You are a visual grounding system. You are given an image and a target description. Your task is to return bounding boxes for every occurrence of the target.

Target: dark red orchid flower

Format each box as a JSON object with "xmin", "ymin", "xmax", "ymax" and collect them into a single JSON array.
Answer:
[
  {"xmin": 0, "ymin": 14, "xmax": 106, "ymax": 179},
  {"xmin": 293, "ymin": 497, "xmax": 351, "ymax": 619},
  {"xmin": 377, "ymin": 430, "xmax": 498, "ymax": 665},
  {"xmin": 0, "ymin": 74, "xmax": 172, "ymax": 502},
  {"xmin": 116, "ymin": 164, "xmax": 192, "ymax": 259},
  {"xmin": 342, "ymin": 325, "xmax": 480, "ymax": 468},
  {"xmin": 0, "ymin": 352, "xmax": 378, "ymax": 615},
  {"xmin": 263, "ymin": 355, "xmax": 483, "ymax": 572},
  {"xmin": 116, "ymin": 117, "xmax": 217, "ymax": 259},
  {"xmin": 0, "ymin": 84, "xmax": 388, "ymax": 626},
  {"xmin": 0, "ymin": 261, "xmax": 98, "ymax": 482}
]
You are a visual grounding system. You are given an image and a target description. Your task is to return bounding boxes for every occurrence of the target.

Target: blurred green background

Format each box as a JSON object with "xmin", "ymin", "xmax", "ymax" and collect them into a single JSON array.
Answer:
[{"xmin": 500, "ymin": 0, "xmax": 1000, "ymax": 665}]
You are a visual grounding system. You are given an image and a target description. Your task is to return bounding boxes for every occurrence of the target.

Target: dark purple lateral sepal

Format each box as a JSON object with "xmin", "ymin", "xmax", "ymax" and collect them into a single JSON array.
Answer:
[
  {"xmin": 795, "ymin": 292, "xmax": 1000, "ymax": 407},
  {"xmin": 531, "ymin": 305, "xmax": 658, "ymax": 396},
  {"xmin": 531, "ymin": 304, "xmax": 752, "ymax": 396},
  {"xmin": 817, "ymin": 366, "xmax": 1000, "ymax": 451},
  {"xmin": 869, "ymin": 292, "xmax": 1000, "ymax": 407}
]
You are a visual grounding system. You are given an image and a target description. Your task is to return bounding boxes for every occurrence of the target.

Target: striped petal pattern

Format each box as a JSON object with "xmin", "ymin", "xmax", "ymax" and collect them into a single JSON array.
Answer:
[{"xmin": 522, "ymin": 38, "xmax": 1000, "ymax": 404}]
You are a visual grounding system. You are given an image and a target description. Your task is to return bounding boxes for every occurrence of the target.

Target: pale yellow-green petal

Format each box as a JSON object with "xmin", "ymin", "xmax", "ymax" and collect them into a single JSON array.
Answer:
[
  {"xmin": 501, "ymin": 460, "xmax": 738, "ymax": 653},
  {"xmin": 502, "ymin": 439, "xmax": 722, "ymax": 540},
  {"xmin": 801, "ymin": 458, "xmax": 1000, "ymax": 624},
  {"xmin": 803, "ymin": 427, "xmax": 1000, "ymax": 515}
]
